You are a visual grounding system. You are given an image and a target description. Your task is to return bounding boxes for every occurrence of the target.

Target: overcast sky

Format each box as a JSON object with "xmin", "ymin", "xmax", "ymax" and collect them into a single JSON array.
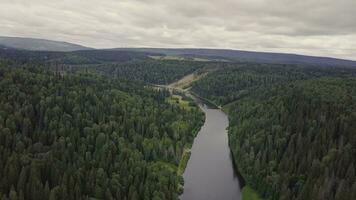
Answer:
[{"xmin": 1, "ymin": 0, "xmax": 356, "ymax": 60}]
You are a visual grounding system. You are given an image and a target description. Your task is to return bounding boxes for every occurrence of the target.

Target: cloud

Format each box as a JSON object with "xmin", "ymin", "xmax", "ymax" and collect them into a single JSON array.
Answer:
[{"xmin": 0, "ymin": 0, "xmax": 355, "ymax": 60}]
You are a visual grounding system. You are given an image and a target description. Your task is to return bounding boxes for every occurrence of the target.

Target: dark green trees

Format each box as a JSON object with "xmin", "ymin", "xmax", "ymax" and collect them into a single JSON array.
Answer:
[
  {"xmin": 84, "ymin": 59, "xmax": 206, "ymax": 85},
  {"xmin": 191, "ymin": 63, "xmax": 356, "ymax": 200},
  {"xmin": 0, "ymin": 64, "xmax": 204, "ymax": 200},
  {"xmin": 191, "ymin": 63, "xmax": 356, "ymax": 105},
  {"xmin": 227, "ymin": 78, "xmax": 356, "ymax": 200}
]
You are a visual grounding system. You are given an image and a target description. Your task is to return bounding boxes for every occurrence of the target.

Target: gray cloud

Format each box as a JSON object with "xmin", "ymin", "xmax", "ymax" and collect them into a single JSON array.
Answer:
[{"xmin": 0, "ymin": 0, "xmax": 355, "ymax": 59}]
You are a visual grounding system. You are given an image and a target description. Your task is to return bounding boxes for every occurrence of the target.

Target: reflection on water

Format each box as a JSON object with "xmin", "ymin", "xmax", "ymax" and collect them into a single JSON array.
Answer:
[{"xmin": 180, "ymin": 103, "xmax": 242, "ymax": 200}]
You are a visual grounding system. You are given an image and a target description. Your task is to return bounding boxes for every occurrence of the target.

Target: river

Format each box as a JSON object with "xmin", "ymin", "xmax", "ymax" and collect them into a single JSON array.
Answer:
[{"xmin": 180, "ymin": 103, "xmax": 242, "ymax": 200}]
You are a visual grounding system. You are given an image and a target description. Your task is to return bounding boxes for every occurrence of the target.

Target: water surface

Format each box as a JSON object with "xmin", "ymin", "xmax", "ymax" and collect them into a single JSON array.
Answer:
[{"xmin": 180, "ymin": 104, "xmax": 242, "ymax": 200}]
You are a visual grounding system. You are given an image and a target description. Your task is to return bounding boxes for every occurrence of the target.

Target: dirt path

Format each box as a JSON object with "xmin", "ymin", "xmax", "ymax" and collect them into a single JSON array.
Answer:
[
  {"xmin": 168, "ymin": 71, "xmax": 209, "ymax": 90},
  {"xmin": 162, "ymin": 68, "xmax": 221, "ymax": 109}
]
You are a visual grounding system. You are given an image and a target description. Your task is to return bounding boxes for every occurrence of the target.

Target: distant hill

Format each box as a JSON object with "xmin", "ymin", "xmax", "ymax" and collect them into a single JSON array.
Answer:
[
  {"xmin": 0, "ymin": 36, "xmax": 92, "ymax": 52},
  {"xmin": 0, "ymin": 48, "xmax": 156, "ymax": 64},
  {"xmin": 0, "ymin": 44, "xmax": 15, "ymax": 50},
  {"xmin": 1, "ymin": 36, "xmax": 355, "ymax": 67},
  {"xmin": 115, "ymin": 48, "xmax": 356, "ymax": 67}
]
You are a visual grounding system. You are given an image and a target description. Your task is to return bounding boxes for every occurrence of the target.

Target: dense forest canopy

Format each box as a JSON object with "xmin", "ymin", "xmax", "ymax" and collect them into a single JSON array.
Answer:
[
  {"xmin": 0, "ymin": 48, "xmax": 213, "ymax": 86},
  {"xmin": 190, "ymin": 63, "xmax": 356, "ymax": 200},
  {"xmin": 83, "ymin": 59, "xmax": 207, "ymax": 85},
  {"xmin": 191, "ymin": 63, "xmax": 356, "ymax": 105},
  {"xmin": 0, "ymin": 61, "xmax": 204, "ymax": 200},
  {"xmin": 226, "ymin": 78, "xmax": 356, "ymax": 200}
]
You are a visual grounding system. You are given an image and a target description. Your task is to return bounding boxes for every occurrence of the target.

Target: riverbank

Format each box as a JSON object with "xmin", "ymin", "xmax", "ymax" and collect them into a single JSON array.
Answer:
[
  {"xmin": 157, "ymin": 69, "xmax": 243, "ymax": 199},
  {"xmin": 168, "ymin": 92, "xmax": 205, "ymax": 194},
  {"xmin": 178, "ymin": 148, "xmax": 191, "ymax": 176},
  {"xmin": 223, "ymin": 105, "xmax": 263, "ymax": 200}
]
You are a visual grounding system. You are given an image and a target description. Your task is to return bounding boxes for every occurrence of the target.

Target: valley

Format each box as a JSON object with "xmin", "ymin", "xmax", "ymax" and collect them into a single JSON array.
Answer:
[
  {"xmin": 0, "ymin": 43, "xmax": 355, "ymax": 200},
  {"xmin": 1, "ymin": 0, "xmax": 356, "ymax": 199}
]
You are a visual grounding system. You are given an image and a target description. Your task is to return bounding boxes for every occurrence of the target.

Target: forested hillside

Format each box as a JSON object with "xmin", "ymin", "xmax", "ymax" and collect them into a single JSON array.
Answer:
[
  {"xmin": 0, "ymin": 36, "xmax": 91, "ymax": 52},
  {"xmin": 226, "ymin": 78, "xmax": 356, "ymax": 200},
  {"xmin": 191, "ymin": 63, "xmax": 356, "ymax": 105},
  {"xmin": 0, "ymin": 48, "xmax": 153, "ymax": 65},
  {"xmin": 0, "ymin": 62, "xmax": 204, "ymax": 200},
  {"xmin": 0, "ymin": 48, "xmax": 210, "ymax": 85},
  {"xmin": 87, "ymin": 60, "xmax": 207, "ymax": 85},
  {"xmin": 191, "ymin": 63, "xmax": 356, "ymax": 200},
  {"xmin": 117, "ymin": 48, "xmax": 356, "ymax": 67}
]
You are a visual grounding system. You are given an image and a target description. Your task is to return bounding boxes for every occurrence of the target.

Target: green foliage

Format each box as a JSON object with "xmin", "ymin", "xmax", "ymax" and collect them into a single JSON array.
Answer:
[
  {"xmin": 88, "ymin": 59, "xmax": 206, "ymax": 85},
  {"xmin": 191, "ymin": 63, "xmax": 356, "ymax": 105},
  {"xmin": 227, "ymin": 78, "xmax": 356, "ymax": 200},
  {"xmin": 177, "ymin": 149, "xmax": 191, "ymax": 177},
  {"xmin": 242, "ymin": 186, "xmax": 262, "ymax": 200},
  {"xmin": 191, "ymin": 63, "xmax": 356, "ymax": 200},
  {"xmin": 0, "ymin": 64, "xmax": 204, "ymax": 200}
]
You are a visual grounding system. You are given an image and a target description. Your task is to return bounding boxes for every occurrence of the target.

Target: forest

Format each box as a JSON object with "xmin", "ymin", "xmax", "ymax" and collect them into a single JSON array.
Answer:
[
  {"xmin": 0, "ymin": 60, "xmax": 204, "ymax": 200},
  {"xmin": 191, "ymin": 64, "xmax": 356, "ymax": 200},
  {"xmin": 191, "ymin": 63, "xmax": 356, "ymax": 105},
  {"xmin": 227, "ymin": 78, "xmax": 356, "ymax": 200},
  {"xmin": 0, "ymin": 48, "xmax": 212, "ymax": 85},
  {"xmin": 82, "ymin": 59, "xmax": 207, "ymax": 85}
]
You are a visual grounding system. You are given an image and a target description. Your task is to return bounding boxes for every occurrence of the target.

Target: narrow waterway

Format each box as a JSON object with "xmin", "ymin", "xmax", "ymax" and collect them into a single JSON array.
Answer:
[{"xmin": 180, "ymin": 103, "xmax": 242, "ymax": 200}]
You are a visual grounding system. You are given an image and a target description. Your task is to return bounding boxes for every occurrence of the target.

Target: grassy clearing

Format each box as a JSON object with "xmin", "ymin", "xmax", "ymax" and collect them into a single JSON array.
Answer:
[
  {"xmin": 242, "ymin": 186, "xmax": 262, "ymax": 200},
  {"xmin": 149, "ymin": 55, "xmax": 186, "ymax": 61},
  {"xmin": 149, "ymin": 55, "xmax": 213, "ymax": 62},
  {"xmin": 169, "ymin": 72, "xmax": 209, "ymax": 89},
  {"xmin": 167, "ymin": 95, "xmax": 193, "ymax": 110},
  {"xmin": 192, "ymin": 57, "xmax": 211, "ymax": 62},
  {"xmin": 177, "ymin": 148, "xmax": 191, "ymax": 176},
  {"xmin": 177, "ymin": 148, "xmax": 191, "ymax": 194}
]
